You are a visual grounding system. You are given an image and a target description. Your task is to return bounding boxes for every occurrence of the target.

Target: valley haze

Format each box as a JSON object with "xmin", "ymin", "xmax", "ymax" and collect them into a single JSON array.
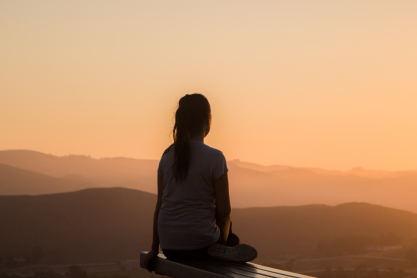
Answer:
[{"xmin": 1, "ymin": 149, "xmax": 417, "ymax": 213}]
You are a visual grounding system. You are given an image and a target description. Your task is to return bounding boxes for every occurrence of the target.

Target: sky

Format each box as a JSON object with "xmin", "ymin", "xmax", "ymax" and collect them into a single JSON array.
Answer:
[{"xmin": 1, "ymin": 0, "xmax": 417, "ymax": 171}]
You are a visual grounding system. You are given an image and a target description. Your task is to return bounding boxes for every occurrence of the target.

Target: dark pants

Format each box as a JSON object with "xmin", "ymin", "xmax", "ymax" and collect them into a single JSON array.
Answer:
[{"xmin": 163, "ymin": 216, "xmax": 240, "ymax": 260}]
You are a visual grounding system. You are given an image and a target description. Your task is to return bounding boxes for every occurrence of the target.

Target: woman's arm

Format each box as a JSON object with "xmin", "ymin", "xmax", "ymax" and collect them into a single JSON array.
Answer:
[
  {"xmin": 214, "ymin": 171, "xmax": 231, "ymax": 221},
  {"xmin": 143, "ymin": 175, "xmax": 164, "ymax": 271}
]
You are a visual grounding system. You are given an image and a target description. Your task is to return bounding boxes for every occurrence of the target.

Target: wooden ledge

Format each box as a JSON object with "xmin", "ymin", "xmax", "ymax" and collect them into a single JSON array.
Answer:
[{"xmin": 140, "ymin": 251, "xmax": 316, "ymax": 278}]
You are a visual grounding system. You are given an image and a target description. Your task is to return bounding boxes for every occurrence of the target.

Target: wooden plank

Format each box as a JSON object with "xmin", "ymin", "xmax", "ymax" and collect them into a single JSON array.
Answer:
[
  {"xmin": 140, "ymin": 252, "xmax": 245, "ymax": 278},
  {"xmin": 140, "ymin": 252, "xmax": 317, "ymax": 278},
  {"xmin": 208, "ymin": 261, "xmax": 313, "ymax": 278},
  {"xmin": 186, "ymin": 260, "xmax": 286, "ymax": 278},
  {"xmin": 190, "ymin": 260, "xmax": 311, "ymax": 278},
  {"xmin": 178, "ymin": 260, "xmax": 255, "ymax": 278},
  {"xmin": 245, "ymin": 263, "xmax": 316, "ymax": 278}
]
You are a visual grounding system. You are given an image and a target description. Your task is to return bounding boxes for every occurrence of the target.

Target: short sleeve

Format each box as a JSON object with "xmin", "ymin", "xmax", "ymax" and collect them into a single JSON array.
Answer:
[
  {"xmin": 211, "ymin": 151, "xmax": 228, "ymax": 181},
  {"xmin": 158, "ymin": 145, "xmax": 173, "ymax": 177},
  {"xmin": 157, "ymin": 157, "xmax": 164, "ymax": 177}
]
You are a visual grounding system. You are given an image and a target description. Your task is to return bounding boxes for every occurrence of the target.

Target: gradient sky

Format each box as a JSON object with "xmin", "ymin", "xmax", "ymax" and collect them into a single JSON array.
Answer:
[{"xmin": 1, "ymin": 1, "xmax": 417, "ymax": 171}]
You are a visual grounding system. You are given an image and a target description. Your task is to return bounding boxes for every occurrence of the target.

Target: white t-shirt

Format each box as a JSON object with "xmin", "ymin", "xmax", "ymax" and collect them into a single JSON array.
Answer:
[{"xmin": 157, "ymin": 139, "xmax": 228, "ymax": 250}]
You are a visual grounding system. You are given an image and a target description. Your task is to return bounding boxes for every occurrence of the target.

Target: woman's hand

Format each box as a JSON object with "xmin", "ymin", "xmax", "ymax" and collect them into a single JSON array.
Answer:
[{"xmin": 144, "ymin": 249, "xmax": 159, "ymax": 272}]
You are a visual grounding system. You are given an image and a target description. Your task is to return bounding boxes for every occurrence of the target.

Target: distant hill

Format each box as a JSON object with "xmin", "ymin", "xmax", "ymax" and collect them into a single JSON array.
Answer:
[
  {"xmin": 1, "ymin": 188, "xmax": 417, "ymax": 263},
  {"xmin": 0, "ymin": 149, "xmax": 158, "ymax": 192},
  {"xmin": 1, "ymin": 150, "xmax": 417, "ymax": 213},
  {"xmin": 227, "ymin": 162, "xmax": 417, "ymax": 213},
  {"xmin": 0, "ymin": 163, "xmax": 99, "ymax": 195},
  {"xmin": 228, "ymin": 159, "xmax": 290, "ymax": 172}
]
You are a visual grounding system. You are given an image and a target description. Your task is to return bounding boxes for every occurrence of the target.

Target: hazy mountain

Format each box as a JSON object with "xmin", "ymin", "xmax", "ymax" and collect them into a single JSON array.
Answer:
[
  {"xmin": 1, "ymin": 188, "xmax": 416, "ymax": 263},
  {"xmin": 229, "ymin": 159, "xmax": 401, "ymax": 178},
  {"xmin": 0, "ymin": 163, "xmax": 99, "ymax": 195},
  {"xmin": 227, "ymin": 162, "xmax": 417, "ymax": 213},
  {"xmin": 228, "ymin": 159, "xmax": 290, "ymax": 172},
  {"xmin": 1, "ymin": 150, "xmax": 417, "ymax": 213},
  {"xmin": 0, "ymin": 149, "xmax": 158, "ymax": 188},
  {"xmin": 348, "ymin": 167, "xmax": 399, "ymax": 179}
]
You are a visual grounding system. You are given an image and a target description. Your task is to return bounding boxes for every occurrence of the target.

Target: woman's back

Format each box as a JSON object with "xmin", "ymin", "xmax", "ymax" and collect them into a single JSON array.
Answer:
[
  {"xmin": 143, "ymin": 94, "xmax": 256, "ymax": 270},
  {"xmin": 158, "ymin": 139, "xmax": 228, "ymax": 250}
]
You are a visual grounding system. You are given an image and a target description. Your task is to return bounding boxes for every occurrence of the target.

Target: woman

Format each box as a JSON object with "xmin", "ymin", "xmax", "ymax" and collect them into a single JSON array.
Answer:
[{"xmin": 144, "ymin": 94, "xmax": 257, "ymax": 270}]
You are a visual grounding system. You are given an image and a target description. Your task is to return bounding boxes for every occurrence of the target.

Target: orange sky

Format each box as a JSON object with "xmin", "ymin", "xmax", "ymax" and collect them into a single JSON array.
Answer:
[{"xmin": 1, "ymin": 1, "xmax": 417, "ymax": 171}]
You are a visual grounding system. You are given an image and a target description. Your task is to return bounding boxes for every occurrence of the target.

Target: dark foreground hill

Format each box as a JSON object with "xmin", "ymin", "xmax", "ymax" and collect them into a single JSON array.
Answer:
[
  {"xmin": 1, "ymin": 188, "xmax": 417, "ymax": 263},
  {"xmin": 0, "ymin": 188, "xmax": 156, "ymax": 264}
]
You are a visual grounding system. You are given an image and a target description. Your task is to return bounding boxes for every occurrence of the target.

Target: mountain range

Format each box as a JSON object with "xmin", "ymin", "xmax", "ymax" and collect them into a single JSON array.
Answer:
[{"xmin": 1, "ymin": 150, "xmax": 417, "ymax": 213}]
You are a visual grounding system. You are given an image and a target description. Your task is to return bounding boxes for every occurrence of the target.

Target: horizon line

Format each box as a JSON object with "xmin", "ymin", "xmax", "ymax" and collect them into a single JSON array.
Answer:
[{"xmin": 1, "ymin": 148, "xmax": 416, "ymax": 173}]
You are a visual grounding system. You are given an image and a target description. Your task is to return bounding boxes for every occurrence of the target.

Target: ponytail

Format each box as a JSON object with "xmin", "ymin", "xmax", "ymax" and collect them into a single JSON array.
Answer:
[{"xmin": 172, "ymin": 94, "xmax": 211, "ymax": 183}]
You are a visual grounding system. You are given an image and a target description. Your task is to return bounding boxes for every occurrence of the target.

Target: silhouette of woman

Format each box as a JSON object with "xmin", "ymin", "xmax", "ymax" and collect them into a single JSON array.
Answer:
[{"xmin": 144, "ymin": 93, "xmax": 257, "ymax": 270}]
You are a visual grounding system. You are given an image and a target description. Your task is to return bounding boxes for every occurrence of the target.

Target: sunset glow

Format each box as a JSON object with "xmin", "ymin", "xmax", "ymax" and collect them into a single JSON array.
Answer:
[{"xmin": 1, "ymin": 1, "xmax": 417, "ymax": 170}]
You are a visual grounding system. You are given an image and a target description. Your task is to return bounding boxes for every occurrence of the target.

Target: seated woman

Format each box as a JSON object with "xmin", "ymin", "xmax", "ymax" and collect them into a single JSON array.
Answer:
[{"xmin": 144, "ymin": 94, "xmax": 257, "ymax": 270}]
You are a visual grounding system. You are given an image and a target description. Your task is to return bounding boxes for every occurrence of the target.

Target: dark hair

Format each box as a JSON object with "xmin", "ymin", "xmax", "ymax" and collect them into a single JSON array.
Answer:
[{"xmin": 173, "ymin": 93, "xmax": 211, "ymax": 183}]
